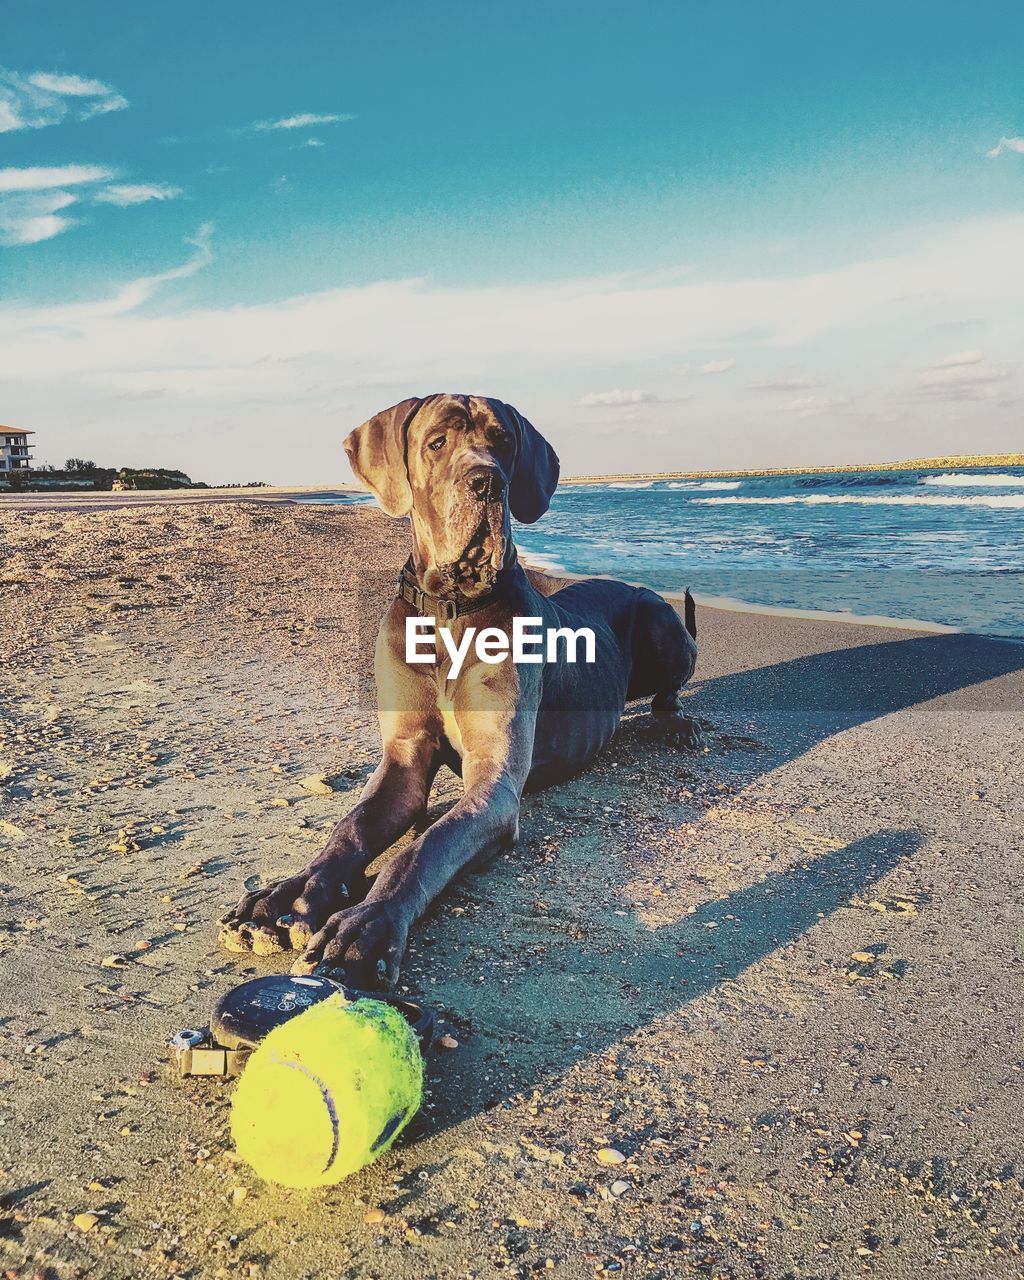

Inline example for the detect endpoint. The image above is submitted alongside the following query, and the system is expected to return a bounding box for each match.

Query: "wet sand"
[0,486,359,513]
[1,500,1023,1279]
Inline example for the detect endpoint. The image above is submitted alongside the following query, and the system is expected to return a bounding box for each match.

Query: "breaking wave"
[694,493,1024,509]
[920,472,1024,487]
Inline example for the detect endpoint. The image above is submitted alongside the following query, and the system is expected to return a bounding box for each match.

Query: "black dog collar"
[397,555,511,621]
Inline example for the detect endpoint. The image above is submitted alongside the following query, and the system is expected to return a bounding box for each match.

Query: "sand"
[0,487,360,514]
[1,498,1023,1279]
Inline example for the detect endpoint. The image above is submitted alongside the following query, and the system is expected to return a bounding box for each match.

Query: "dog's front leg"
[298,673,537,987]
[220,729,438,956]
[296,761,523,986]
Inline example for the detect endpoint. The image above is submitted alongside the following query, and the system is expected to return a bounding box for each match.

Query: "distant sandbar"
[559,452,1024,485]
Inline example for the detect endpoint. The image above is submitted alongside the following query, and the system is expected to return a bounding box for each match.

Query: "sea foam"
[920,473,1024,487]
[694,493,1024,509]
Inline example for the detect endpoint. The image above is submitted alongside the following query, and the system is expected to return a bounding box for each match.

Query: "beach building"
[0,426,34,474]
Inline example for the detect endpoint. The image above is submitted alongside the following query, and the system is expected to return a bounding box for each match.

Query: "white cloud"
[0,68,127,132]
[986,136,1024,159]
[298,137,325,149]
[94,182,182,206]
[914,361,1010,402]
[778,393,850,416]
[0,214,1021,480]
[699,358,735,374]
[1,167,183,246]
[579,388,657,407]
[0,168,112,245]
[252,112,354,132]
[95,223,215,315]
[0,191,77,245]
[932,349,984,368]
[749,374,819,391]
[0,164,114,192]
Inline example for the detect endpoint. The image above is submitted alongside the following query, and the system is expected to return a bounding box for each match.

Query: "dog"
[220,394,702,986]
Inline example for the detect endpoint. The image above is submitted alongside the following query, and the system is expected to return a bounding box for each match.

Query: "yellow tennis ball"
[230,992,423,1188]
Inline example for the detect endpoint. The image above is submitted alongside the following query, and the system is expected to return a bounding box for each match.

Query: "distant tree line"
[3,458,274,493]
[3,459,210,492]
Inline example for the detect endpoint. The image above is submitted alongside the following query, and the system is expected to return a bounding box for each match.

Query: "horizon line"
[558,452,1024,484]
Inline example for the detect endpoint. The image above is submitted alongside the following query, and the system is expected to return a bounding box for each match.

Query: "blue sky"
[1,1,1022,482]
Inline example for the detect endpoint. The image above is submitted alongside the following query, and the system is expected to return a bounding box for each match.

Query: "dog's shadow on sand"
[413,631,1023,1135]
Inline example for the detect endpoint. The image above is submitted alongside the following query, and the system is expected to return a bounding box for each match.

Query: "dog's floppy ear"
[343,397,424,517]
[494,401,560,524]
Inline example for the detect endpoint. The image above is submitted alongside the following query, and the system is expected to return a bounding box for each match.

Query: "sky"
[1,1,1022,484]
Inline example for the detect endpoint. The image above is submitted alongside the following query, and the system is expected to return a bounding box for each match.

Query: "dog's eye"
[428,436,447,453]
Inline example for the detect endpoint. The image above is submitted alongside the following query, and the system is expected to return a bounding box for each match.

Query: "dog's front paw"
[294,899,410,990]
[662,713,705,751]
[218,857,369,956]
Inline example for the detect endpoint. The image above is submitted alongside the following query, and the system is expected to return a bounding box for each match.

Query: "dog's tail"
[683,588,697,641]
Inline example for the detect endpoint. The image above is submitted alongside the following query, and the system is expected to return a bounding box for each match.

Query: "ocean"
[310,466,1024,639]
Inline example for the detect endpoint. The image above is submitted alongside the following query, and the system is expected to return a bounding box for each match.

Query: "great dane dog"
[220,394,702,986]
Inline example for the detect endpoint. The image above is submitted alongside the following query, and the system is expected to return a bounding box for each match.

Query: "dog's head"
[344,394,560,599]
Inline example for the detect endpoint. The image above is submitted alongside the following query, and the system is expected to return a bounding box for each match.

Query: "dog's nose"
[466,467,505,501]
